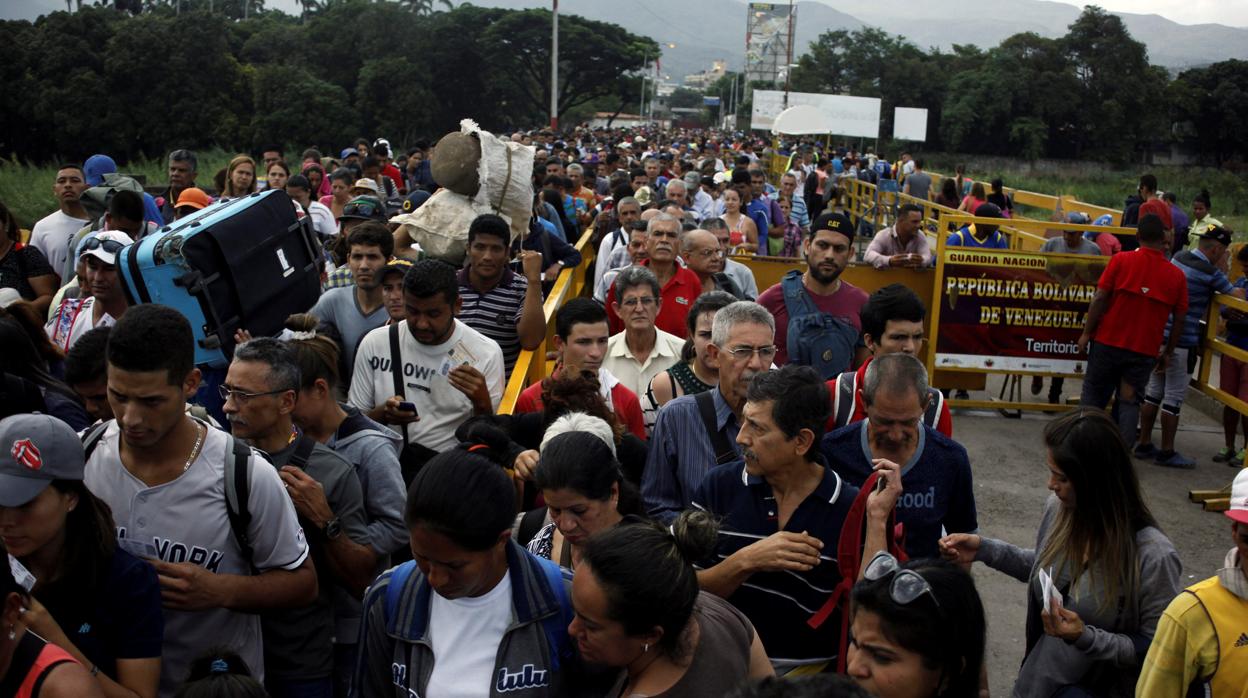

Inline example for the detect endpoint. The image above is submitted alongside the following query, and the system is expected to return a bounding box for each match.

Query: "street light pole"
[783,0,794,109]
[550,0,559,131]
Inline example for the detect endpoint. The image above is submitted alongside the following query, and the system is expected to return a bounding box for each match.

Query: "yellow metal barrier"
[1196,293,1248,417]
[497,226,597,415]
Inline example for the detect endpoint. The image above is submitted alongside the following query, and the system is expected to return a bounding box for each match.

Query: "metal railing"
[497,226,597,415]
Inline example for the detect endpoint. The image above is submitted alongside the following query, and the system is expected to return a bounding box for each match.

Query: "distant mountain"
[812,0,1248,70]
[456,0,862,81]
[460,0,1248,84]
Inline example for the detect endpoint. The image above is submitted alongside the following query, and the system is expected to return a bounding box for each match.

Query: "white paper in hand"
[1038,567,1053,614]
[8,554,35,593]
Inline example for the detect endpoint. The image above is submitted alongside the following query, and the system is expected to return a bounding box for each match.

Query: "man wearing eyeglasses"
[821,353,977,560]
[643,300,776,523]
[603,266,686,421]
[605,213,702,337]
[46,230,133,353]
[222,338,374,697]
[692,365,903,673]
[681,229,745,298]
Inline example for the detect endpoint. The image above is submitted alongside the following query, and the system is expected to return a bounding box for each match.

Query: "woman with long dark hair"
[848,554,986,698]
[571,513,773,696]
[0,413,163,698]
[940,410,1180,696]
[0,199,57,316]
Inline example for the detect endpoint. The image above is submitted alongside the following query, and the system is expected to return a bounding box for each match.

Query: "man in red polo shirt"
[1077,214,1188,445]
[825,283,952,436]
[515,297,647,439]
[605,213,701,337]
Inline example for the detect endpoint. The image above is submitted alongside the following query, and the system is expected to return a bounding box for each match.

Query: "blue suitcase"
[118,189,323,368]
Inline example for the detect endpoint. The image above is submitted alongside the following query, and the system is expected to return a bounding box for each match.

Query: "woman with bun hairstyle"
[571,512,773,696]
[847,554,986,698]
[352,446,581,698]
[527,429,642,570]
[1187,189,1221,247]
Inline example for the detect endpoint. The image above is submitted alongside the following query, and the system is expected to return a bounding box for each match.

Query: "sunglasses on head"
[863,552,941,608]
[82,238,127,255]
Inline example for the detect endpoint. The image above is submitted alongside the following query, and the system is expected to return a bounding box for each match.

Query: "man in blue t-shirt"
[693,365,902,673]
[820,353,977,559]
[1136,225,1245,468]
[947,202,1009,250]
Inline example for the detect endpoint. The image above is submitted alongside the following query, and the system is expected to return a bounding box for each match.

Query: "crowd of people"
[0,126,1245,698]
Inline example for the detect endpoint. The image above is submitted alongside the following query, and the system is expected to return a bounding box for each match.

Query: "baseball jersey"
[83,420,310,697]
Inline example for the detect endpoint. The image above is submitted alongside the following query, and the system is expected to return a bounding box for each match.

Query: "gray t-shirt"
[310,287,388,382]
[261,438,370,680]
[904,171,932,200]
[83,421,310,696]
[1040,237,1101,256]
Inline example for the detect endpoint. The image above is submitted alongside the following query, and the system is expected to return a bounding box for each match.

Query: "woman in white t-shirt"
[352,446,582,698]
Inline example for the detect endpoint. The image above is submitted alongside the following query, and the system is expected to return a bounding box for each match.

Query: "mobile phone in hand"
[398,401,418,416]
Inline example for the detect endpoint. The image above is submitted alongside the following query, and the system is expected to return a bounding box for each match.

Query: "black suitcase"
[119,190,324,368]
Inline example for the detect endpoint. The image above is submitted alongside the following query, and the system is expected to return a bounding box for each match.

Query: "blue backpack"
[781,270,859,380]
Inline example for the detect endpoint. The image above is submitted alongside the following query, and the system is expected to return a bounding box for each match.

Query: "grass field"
[1,149,236,232]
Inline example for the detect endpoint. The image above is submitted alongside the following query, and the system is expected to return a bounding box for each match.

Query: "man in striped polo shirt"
[457,214,546,378]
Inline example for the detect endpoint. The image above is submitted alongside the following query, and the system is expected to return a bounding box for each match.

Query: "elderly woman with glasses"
[848,554,986,698]
[940,410,1181,697]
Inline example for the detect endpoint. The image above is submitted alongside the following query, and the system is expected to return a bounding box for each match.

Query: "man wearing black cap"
[757,212,868,378]
[1077,214,1189,446]
[946,202,1009,249]
[1136,224,1245,468]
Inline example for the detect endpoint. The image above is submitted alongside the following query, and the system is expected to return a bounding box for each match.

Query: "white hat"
[1228,467,1248,524]
[351,178,381,195]
[80,230,135,266]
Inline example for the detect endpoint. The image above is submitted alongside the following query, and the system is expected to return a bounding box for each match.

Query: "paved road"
[952,390,1236,696]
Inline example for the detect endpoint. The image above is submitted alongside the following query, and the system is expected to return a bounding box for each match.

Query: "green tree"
[1168,60,1248,165]
[1060,6,1168,161]
[668,87,703,110]
[356,57,434,145]
[397,0,450,15]
[250,64,359,152]
[478,9,657,124]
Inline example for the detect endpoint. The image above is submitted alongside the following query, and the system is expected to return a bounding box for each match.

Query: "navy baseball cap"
[0,414,85,507]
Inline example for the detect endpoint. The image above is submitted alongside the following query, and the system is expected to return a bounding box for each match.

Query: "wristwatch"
[323,517,342,540]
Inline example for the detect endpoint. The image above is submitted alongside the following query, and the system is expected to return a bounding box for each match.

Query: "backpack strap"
[516,508,548,547]
[288,434,317,470]
[832,372,855,430]
[389,323,410,446]
[694,390,736,465]
[223,436,256,573]
[923,387,944,430]
[536,556,574,672]
[384,559,419,628]
[80,420,111,460]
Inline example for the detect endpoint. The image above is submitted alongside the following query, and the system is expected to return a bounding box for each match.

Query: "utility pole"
[783,0,794,109]
[550,0,559,131]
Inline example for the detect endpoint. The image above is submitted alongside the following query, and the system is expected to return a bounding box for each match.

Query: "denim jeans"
[1080,342,1156,444]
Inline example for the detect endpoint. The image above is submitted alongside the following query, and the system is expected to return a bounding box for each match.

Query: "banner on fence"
[933,248,1107,375]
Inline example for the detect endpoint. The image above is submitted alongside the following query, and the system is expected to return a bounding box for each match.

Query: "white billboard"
[893,107,929,142]
[751,90,881,139]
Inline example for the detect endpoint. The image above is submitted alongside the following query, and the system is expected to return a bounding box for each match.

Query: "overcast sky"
[5,0,1246,27]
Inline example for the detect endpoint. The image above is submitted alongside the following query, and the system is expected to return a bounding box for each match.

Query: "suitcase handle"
[174,270,225,352]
